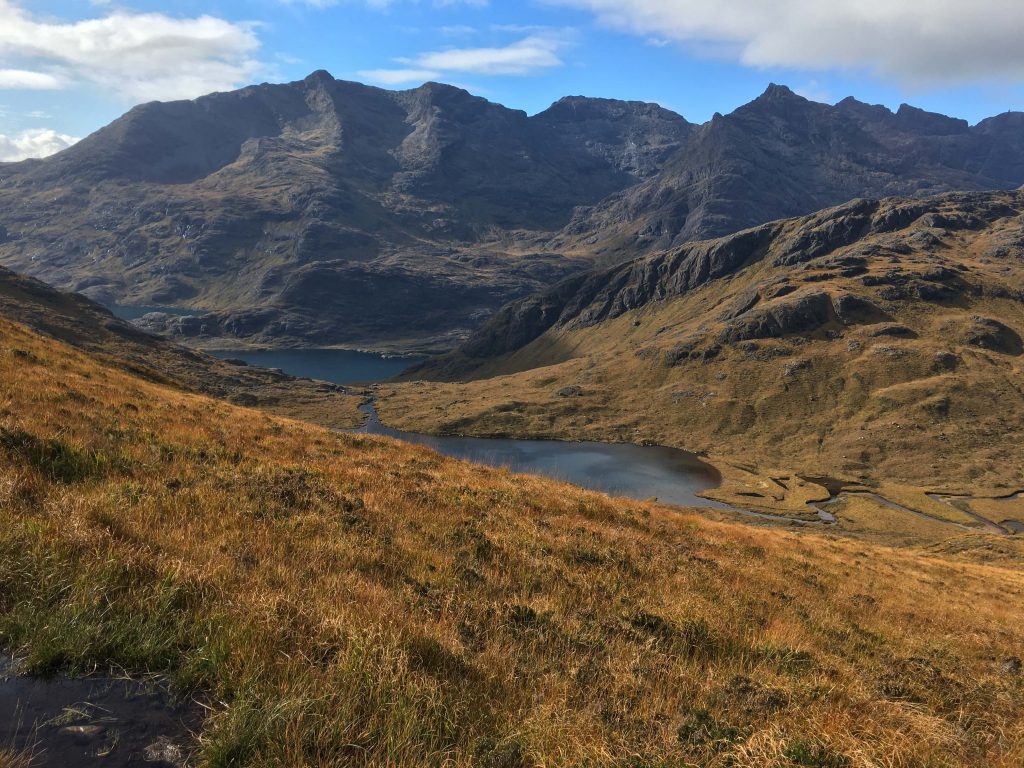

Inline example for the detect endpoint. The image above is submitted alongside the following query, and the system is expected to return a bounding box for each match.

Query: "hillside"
[382,190,1024,503]
[0,265,362,429]
[1,76,1023,350]
[2,290,1024,767]
[0,73,692,352]
[550,86,1024,263]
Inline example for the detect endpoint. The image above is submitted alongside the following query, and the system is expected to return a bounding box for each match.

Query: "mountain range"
[1,72,1023,350]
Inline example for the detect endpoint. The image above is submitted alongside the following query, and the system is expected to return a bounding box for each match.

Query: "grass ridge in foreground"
[1,314,1024,767]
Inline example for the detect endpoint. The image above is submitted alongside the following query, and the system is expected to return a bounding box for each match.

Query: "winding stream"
[195,348,1019,535]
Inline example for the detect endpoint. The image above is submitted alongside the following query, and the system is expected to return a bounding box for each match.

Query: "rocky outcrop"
[550,86,1024,263]
[718,292,835,343]
[429,190,1024,366]
[960,317,1023,355]
[3,76,1024,350]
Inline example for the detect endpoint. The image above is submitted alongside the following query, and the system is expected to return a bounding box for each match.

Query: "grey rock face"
[444,190,1024,362]
[552,86,1024,263]
[3,75,1024,349]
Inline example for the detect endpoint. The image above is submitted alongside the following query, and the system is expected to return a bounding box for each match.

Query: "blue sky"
[2,0,1023,161]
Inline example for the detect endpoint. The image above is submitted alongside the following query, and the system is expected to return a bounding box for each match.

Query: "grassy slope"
[2,314,1024,766]
[379,193,1024,511]
[0,266,363,430]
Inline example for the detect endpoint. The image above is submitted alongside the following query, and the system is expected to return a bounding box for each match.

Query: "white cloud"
[362,32,568,84]
[413,35,563,75]
[552,0,1024,84]
[0,1,262,102]
[357,68,441,85]
[0,128,79,162]
[794,80,832,105]
[0,68,62,90]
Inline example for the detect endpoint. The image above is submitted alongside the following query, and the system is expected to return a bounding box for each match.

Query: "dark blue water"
[200,346,727,508]
[358,402,729,508]
[208,348,425,386]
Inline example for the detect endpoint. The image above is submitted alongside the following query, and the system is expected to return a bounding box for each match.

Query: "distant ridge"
[1,74,1022,350]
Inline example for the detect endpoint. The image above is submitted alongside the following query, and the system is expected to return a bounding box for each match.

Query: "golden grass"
[2,314,1024,766]
[380,207,1024,511]
[0,749,34,768]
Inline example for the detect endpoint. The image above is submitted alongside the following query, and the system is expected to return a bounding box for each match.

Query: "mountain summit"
[1,73,1022,350]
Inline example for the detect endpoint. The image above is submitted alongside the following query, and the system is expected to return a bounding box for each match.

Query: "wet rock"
[144,737,187,767]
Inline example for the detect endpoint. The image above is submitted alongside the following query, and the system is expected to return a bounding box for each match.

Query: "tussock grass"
[1,314,1024,766]
[0,748,36,768]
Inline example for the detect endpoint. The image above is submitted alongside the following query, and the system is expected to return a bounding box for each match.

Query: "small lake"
[359,402,729,509]
[208,348,425,386]
[199,347,728,508]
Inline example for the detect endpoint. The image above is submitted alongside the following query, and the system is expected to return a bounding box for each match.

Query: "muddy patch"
[0,657,200,767]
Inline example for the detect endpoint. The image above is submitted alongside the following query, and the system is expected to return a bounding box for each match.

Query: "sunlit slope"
[1,303,1024,765]
[0,265,362,429]
[384,191,1024,494]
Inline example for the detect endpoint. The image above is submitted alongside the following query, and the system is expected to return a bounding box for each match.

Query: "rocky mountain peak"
[3,77,1024,350]
[304,69,336,84]
[834,96,893,122]
[736,83,819,121]
[538,95,688,124]
[895,103,970,135]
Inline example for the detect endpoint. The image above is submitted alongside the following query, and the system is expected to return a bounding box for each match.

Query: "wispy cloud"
[360,31,570,85]
[357,67,442,85]
[551,0,1024,85]
[0,0,262,102]
[0,69,63,90]
[0,127,79,162]
[413,36,563,75]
